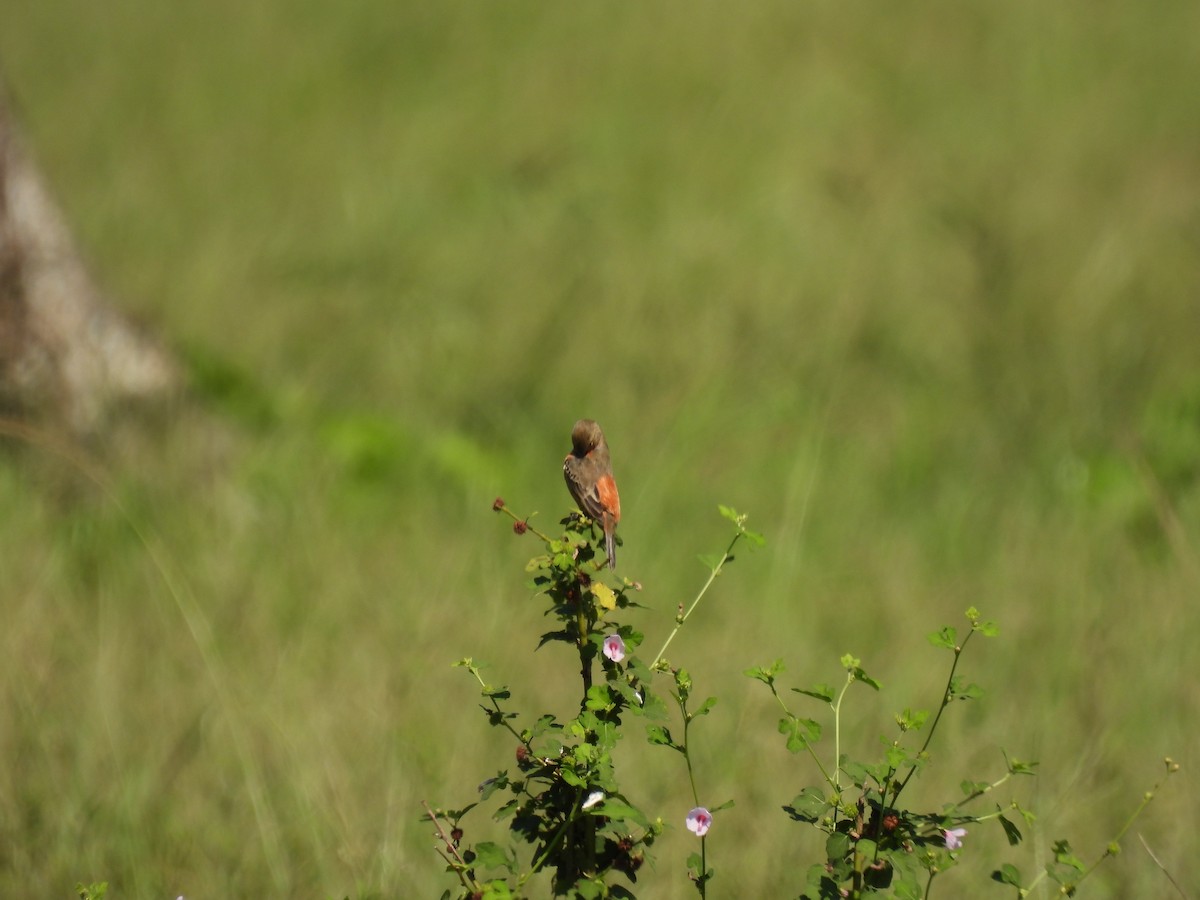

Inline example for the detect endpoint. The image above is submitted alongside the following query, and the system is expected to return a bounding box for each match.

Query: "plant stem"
[944,772,1013,813]
[652,531,743,668]
[495,503,555,543]
[833,674,853,792]
[519,786,593,887]
[1023,761,1179,896]
[892,630,974,804]
[422,801,481,893]
[767,684,835,789]
[577,601,593,695]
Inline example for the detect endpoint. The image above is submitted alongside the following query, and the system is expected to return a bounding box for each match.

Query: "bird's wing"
[564,457,607,522]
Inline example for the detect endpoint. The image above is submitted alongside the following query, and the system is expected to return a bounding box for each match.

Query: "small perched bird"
[563,418,621,569]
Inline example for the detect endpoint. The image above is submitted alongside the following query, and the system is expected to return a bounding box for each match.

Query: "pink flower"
[944,827,967,850]
[686,807,712,837]
[602,634,626,663]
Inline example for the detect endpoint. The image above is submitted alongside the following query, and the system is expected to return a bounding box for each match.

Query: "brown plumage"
[563,418,621,569]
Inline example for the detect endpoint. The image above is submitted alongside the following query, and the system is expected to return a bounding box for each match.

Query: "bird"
[563,419,621,569]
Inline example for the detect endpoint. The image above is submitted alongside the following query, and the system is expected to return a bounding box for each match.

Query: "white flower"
[686,806,712,837]
[944,827,967,850]
[582,791,605,811]
[602,634,626,663]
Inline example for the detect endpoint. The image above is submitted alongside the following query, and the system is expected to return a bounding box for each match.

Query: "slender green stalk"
[833,674,854,792]
[766,683,835,789]
[891,630,974,804]
[652,530,744,668]
[683,713,700,805]
[1022,760,1180,896]
[521,787,585,884]
[943,771,1014,814]
[685,707,708,899]
[1075,764,1176,885]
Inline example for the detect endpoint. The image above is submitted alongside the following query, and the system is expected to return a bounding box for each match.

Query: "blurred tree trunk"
[0,86,177,433]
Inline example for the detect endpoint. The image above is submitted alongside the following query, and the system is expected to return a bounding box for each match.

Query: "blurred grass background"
[2,1,1198,896]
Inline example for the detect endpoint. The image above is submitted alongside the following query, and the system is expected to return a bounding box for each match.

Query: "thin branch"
[1138,832,1190,900]
[651,530,743,668]
[421,800,478,892]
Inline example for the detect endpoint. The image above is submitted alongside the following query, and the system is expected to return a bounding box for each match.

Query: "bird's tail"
[605,526,617,570]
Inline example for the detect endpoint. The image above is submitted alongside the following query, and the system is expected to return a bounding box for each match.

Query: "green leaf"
[478,773,508,800]
[559,768,586,788]
[960,779,989,797]
[610,679,644,710]
[784,787,828,823]
[431,802,478,821]
[884,744,910,769]
[842,759,871,788]
[645,724,678,750]
[479,880,514,900]
[471,841,515,872]
[793,683,835,703]
[639,691,670,721]
[492,798,518,822]
[693,696,718,718]
[977,620,999,636]
[825,830,851,862]
[1003,750,1039,776]
[590,800,648,827]
[896,707,929,731]
[888,849,923,898]
[956,682,984,701]
[928,626,957,649]
[745,660,785,685]
[850,666,881,691]
[743,528,766,546]
[998,813,1023,846]
[1051,839,1085,871]
[991,864,1022,887]
[779,715,822,752]
[585,684,613,711]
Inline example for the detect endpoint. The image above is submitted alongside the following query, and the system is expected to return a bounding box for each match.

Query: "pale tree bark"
[0,87,178,433]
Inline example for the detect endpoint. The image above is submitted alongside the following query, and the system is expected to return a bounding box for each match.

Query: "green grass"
[2,2,1199,896]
